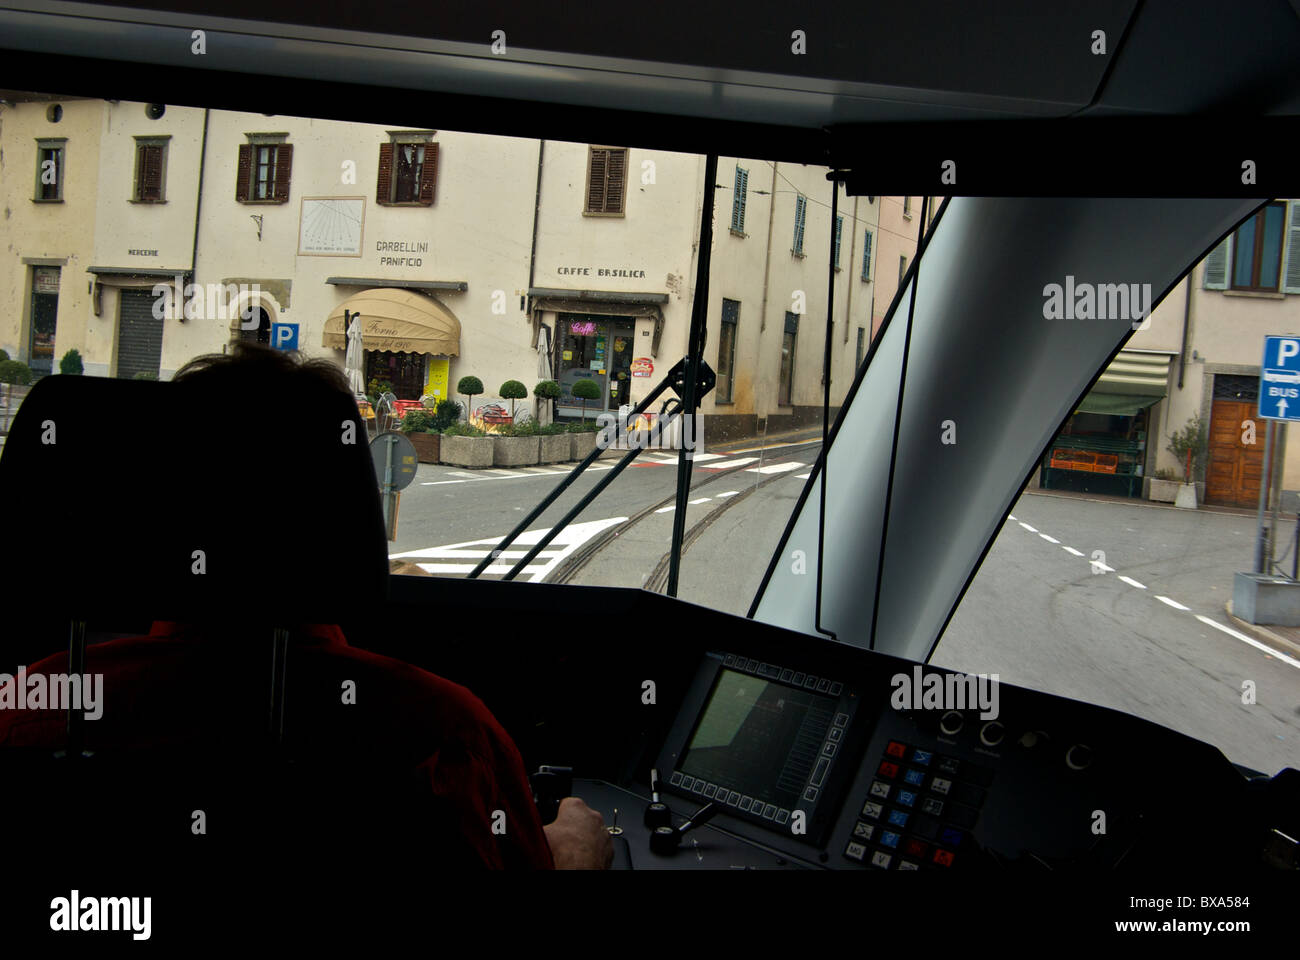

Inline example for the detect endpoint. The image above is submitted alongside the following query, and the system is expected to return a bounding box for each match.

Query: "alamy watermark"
[889,665,999,720]
[596,411,699,458]
[1043,276,1153,330]
[50,891,151,940]
[0,667,103,719]
[151,275,262,324]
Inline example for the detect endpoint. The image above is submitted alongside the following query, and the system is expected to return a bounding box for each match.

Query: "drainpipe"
[756,161,778,429]
[527,140,543,324]
[187,108,209,357]
[1177,273,1191,389]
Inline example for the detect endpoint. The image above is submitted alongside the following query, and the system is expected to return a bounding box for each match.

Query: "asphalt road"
[389,445,1299,777]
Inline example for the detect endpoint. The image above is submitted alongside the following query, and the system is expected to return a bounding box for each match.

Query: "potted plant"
[572,378,601,425]
[1147,467,1180,503]
[440,421,494,468]
[1166,413,1207,509]
[399,409,440,464]
[537,422,571,464]
[59,349,84,375]
[457,376,483,423]
[534,379,561,424]
[366,377,393,406]
[499,380,527,420]
[0,358,33,432]
[492,418,540,466]
[568,419,601,460]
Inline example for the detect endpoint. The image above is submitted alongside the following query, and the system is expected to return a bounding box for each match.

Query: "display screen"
[679,668,837,810]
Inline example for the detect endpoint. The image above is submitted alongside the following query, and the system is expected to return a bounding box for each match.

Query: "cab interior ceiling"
[2,2,1300,854]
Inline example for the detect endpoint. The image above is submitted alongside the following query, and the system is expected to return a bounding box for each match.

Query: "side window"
[778,311,798,405]
[792,195,807,256]
[862,230,873,281]
[585,146,627,215]
[133,138,168,202]
[376,137,439,206]
[717,299,739,402]
[731,165,748,233]
[236,140,293,203]
[35,139,65,201]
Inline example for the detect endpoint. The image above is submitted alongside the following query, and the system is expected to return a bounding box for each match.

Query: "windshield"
[1,91,1294,777]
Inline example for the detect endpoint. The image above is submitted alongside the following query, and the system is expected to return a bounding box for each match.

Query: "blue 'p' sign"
[1259,335,1300,421]
[271,322,299,351]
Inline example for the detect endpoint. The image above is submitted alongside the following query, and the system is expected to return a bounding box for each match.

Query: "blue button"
[903,768,925,786]
[887,809,909,828]
[912,749,933,766]
[940,827,964,847]
[896,790,918,808]
[880,830,901,849]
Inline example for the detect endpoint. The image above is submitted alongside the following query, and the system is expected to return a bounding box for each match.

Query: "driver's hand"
[543,796,615,869]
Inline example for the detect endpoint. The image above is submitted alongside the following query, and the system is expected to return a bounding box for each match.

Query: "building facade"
[0,94,929,443]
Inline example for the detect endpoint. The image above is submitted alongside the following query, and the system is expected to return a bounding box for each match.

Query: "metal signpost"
[370,430,418,540]
[1255,336,1300,574]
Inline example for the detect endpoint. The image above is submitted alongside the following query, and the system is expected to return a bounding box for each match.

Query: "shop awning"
[1075,349,1174,416]
[322,288,460,356]
[529,293,667,357]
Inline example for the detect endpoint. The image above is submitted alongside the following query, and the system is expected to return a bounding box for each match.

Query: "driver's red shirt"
[0,621,554,870]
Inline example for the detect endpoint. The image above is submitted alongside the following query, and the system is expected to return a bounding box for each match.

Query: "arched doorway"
[239,307,272,345]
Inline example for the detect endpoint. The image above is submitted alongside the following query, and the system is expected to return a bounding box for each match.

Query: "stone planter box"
[407,431,440,464]
[1148,478,1179,503]
[440,435,494,468]
[539,433,570,464]
[1174,482,1199,509]
[1233,571,1300,626]
[493,435,540,467]
[570,431,598,461]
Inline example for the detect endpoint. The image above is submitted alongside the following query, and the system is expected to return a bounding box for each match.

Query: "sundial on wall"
[298,197,366,256]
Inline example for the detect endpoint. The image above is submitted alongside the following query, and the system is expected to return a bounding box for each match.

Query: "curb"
[1224,601,1300,659]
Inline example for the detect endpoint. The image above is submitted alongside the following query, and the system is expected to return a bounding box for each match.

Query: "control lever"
[644,768,671,830]
[650,801,719,855]
[529,765,573,823]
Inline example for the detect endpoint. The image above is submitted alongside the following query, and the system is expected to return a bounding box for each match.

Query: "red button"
[903,838,929,858]
[886,741,908,759]
[877,761,900,779]
[932,848,955,868]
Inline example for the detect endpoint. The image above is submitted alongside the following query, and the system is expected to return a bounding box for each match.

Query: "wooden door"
[1205,399,1265,508]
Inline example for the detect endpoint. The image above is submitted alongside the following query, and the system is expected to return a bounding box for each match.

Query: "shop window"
[1230,201,1286,292]
[585,146,627,216]
[376,136,439,206]
[717,299,739,403]
[237,140,293,203]
[133,138,168,202]
[778,312,798,406]
[365,351,427,400]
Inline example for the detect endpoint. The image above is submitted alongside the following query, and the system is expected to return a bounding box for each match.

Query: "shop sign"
[425,356,449,399]
[631,357,653,378]
[569,320,598,336]
[34,268,60,294]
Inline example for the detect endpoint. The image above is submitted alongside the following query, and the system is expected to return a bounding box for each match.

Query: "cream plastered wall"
[0,98,102,371]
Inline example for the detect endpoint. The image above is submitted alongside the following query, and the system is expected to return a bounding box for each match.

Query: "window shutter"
[604,149,626,214]
[732,166,748,232]
[793,196,806,253]
[1203,235,1231,290]
[587,149,607,212]
[1283,200,1300,294]
[862,230,873,279]
[419,142,438,205]
[235,144,251,202]
[140,145,163,200]
[834,215,843,266]
[273,144,292,203]
[376,142,394,205]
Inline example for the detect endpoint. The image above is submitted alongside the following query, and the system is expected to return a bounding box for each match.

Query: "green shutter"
[1283,200,1300,295]
[732,166,748,232]
[834,215,843,267]
[1203,235,1231,290]
[862,230,873,279]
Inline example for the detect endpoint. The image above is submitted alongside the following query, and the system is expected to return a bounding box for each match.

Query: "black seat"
[0,370,483,874]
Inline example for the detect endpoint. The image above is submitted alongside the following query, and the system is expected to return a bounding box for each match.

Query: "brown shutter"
[604,148,626,214]
[274,143,292,203]
[376,142,393,205]
[140,145,163,201]
[587,149,607,212]
[235,143,251,202]
[419,142,438,205]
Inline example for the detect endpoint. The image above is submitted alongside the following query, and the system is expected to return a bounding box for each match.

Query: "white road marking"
[390,516,627,583]
[1155,595,1189,610]
[1062,546,1084,556]
[1008,514,1016,521]
[688,497,711,504]
[795,473,811,480]
[445,471,481,479]
[654,505,675,514]
[691,453,724,462]
[746,462,806,475]
[1118,576,1146,589]
[486,468,521,476]
[1038,533,1059,544]
[421,479,470,486]
[698,457,759,470]
[1091,561,1115,572]
[717,491,739,498]
[1019,522,1038,533]
[1196,615,1300,670]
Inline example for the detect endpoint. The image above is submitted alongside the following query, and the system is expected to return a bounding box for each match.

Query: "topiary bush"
[499,379,527,419]
[59,349,84,375]
[428,398,462,432]
[442,421,485,437]
[572,378,601,425]
[399,410,434,434]
[0,359,33,386]
[0,349,11,363]
[457,376,483,420]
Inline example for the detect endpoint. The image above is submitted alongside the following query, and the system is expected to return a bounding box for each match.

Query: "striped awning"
[1091,349,1174,396]
[322,288,460,356]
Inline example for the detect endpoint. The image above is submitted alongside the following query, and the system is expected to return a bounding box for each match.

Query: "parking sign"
[1259,336,1300,421]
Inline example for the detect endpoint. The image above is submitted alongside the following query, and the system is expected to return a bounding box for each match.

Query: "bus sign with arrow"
[1258,336,1300,421]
